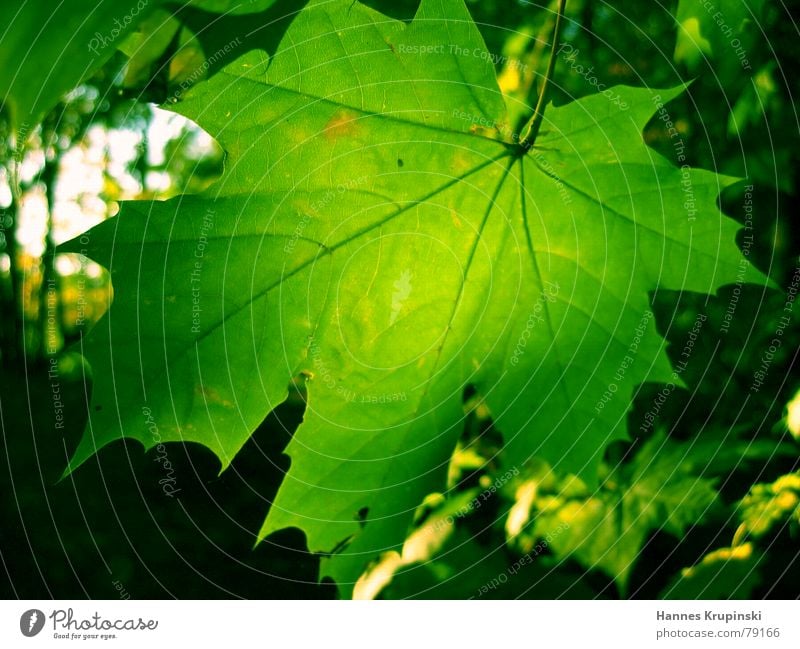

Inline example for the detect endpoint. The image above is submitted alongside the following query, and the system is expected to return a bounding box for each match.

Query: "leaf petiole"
[519,0,567,151]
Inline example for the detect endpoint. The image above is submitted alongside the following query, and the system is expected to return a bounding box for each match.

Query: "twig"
[519,0,567,150]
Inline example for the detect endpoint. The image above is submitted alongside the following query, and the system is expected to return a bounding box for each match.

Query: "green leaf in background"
[662,470,800,598]
[376,526,596,600]
[738,471,800,538]
[0,0,157,133]
[186,0,277,13]
[63,0,764,595]
[672,1,792,191]
[663,542,764,598]
[505,434,719,592]
[673,0,763,74]
[0,0,279,135]
[118,8,182,88]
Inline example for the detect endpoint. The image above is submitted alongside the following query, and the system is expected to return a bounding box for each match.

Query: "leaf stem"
[519,0,567,150]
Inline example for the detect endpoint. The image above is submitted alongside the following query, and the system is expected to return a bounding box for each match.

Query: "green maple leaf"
[63,0,765,595]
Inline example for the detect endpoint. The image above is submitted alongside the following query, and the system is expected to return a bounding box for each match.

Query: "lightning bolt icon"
[28,612,38,632]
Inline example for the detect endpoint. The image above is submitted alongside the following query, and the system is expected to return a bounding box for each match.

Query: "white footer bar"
[1,600,798,648]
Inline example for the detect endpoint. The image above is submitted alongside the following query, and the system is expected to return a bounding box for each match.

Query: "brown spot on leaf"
[323,110,360,142]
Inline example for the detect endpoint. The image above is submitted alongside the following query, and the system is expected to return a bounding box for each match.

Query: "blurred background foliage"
[0,0,797,598]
